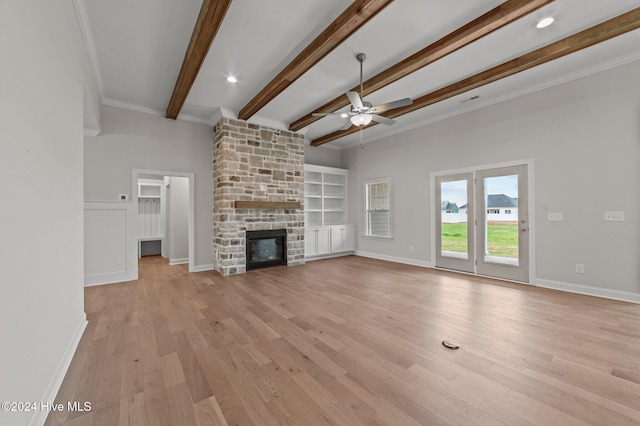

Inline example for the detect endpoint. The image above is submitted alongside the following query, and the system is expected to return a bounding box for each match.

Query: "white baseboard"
[28,313,88,426]
[354,252,639,304]
[84,271,134,287]
[305,252,355,262]
[535,278,640,304]
[169,258,189,266]
[355,250,433,268]
[193,263,215,272]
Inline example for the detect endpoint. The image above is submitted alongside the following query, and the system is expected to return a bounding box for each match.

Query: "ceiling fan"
[313,53,413,137]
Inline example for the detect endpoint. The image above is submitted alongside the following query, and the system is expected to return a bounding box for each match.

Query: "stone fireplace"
[213,118,305,276]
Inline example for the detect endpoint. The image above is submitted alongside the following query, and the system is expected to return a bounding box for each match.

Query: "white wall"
[84,105,214,269]
[304,143,342,168]
[0,1,87,425]
[343,59,640,301]
[168,177,189,263]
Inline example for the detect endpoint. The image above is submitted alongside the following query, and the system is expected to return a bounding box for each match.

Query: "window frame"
[364,178,392,239]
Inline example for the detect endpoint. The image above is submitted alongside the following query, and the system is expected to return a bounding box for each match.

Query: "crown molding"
[84,128,101,137]
[72,0,104,102]
[102,98,213,126]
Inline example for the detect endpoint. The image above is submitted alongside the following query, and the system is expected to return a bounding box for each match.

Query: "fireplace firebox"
[246,229,287,271]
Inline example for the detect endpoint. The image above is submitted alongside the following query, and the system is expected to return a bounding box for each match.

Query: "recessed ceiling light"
[340,113,349,118]
[536,17,554,29]
[226,75,238,83]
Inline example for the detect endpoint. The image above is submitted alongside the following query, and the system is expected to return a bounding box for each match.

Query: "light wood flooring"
[46,255,640,425]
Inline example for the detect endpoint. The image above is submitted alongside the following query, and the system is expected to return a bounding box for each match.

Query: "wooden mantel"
[234,201,301,209]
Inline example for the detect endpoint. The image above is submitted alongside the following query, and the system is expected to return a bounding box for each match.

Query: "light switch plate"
[118,194,129,201]
[547,212,563,221]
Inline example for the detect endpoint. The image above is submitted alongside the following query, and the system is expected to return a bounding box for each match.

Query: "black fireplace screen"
[246,229,286,270]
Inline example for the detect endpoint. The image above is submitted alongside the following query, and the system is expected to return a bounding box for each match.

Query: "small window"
[365,180,391,238]
[505,209,511,214]
[487,209,500,214]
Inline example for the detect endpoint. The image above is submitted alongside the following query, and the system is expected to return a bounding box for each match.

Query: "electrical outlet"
[547,212,563,221]
[575,264,584,274]
[604,211,625,222]
[118,194,129,201]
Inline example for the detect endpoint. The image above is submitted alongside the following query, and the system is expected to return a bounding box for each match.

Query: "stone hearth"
[213,118,305,275]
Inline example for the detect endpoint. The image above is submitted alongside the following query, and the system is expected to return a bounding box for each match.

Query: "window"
[365,180,391,237]
[505,209,511,214]
[487,209,500,214]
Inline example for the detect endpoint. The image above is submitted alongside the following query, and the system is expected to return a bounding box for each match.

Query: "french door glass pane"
[483,175,519,265]
[440,180,468,259]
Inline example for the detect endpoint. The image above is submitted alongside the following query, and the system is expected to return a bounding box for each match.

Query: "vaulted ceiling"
[78,0,640,148]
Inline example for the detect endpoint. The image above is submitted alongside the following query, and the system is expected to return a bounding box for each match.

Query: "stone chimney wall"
[213,118,305,275]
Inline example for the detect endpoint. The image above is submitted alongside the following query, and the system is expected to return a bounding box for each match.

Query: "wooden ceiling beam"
[237,0,395,121]
[291,0,553,132]
[310,7,640,147]
[166,0,233,120]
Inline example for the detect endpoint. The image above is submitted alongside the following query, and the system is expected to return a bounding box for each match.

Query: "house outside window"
[365,179,391,238]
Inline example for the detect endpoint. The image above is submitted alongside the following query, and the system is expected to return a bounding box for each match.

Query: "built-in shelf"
[304,164,348,227]
[234,201,301,209]
[138,181,162,198]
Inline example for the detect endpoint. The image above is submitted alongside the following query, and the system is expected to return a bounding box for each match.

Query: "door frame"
[430,159,536,284]
[132,169,195,279]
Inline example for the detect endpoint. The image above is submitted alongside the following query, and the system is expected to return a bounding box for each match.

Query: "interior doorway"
[433,161,533,283]
[132,169,195,279]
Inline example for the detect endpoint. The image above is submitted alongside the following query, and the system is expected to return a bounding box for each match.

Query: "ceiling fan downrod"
[356,52,366,99]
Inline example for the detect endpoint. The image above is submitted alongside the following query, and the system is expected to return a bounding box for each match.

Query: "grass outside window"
[442,222,518,258]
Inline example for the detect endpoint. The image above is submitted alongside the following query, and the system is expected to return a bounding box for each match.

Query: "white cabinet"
[305,227,331,257]
[330,225,355,253]
[306,225,355,259]
[304,165,355,260]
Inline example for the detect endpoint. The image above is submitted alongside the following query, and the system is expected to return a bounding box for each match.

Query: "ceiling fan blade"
[312,112,344,117]
[339,119,353,130]
[369,97,412,114]
[346,91,364,109]
[371,114,396,126]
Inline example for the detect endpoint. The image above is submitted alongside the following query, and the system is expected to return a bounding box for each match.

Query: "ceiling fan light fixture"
[536,17,554,29]
[351,113,373,127]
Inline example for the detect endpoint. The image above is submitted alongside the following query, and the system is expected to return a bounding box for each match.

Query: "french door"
[435,165,529,282]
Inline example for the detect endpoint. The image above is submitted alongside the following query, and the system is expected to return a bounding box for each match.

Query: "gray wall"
[343,59,640,299]
[0,2,86,424]
[84,105,214,269]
